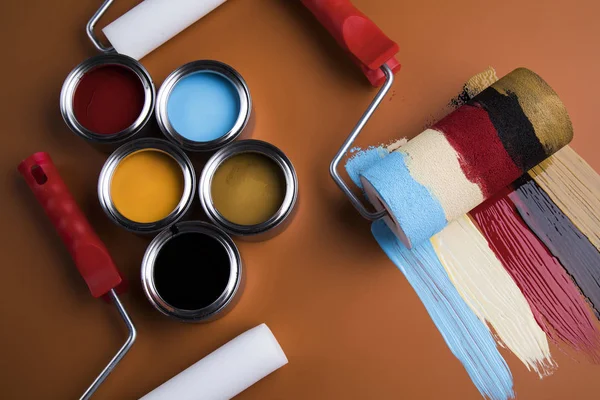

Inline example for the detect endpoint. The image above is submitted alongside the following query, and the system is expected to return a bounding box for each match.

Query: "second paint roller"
[98,0,230,60]
[140,324,288,400]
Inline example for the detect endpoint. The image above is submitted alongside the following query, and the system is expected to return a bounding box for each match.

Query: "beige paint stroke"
[465,67,498,98]
[530,146,600,251]
[397,129,484,222]
[432,216,555,376]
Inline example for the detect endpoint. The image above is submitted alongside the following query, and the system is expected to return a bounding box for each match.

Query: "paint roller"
[88,0,230,60]
[308,5,573,248]
[140,324,288,400]
[18,152,136,400]
[354,68,572,248]
[19,155,288,400]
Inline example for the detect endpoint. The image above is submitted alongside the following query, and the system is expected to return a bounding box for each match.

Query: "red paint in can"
[73,65,145,135]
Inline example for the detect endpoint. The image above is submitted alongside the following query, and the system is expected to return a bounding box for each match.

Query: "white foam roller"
[103,0,229,60]
[140,324,288,400]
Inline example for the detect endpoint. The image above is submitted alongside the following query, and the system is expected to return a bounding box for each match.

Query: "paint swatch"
[348,149,514,399]
[509,177,600,318]
[530,146,600,252]
[372,220,514,400]
[471,193,600,361]
[449,67,498,108]
[432,216,554,376]
[360,68,573,248]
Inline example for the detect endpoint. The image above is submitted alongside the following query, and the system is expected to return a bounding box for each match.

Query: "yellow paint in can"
[110,149,184,223]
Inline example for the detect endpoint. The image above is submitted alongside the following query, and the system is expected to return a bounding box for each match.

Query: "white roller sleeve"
[103,0,229,60]
[140,324,288,400]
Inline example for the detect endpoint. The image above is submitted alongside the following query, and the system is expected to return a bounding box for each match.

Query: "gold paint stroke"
[493,68,573,154]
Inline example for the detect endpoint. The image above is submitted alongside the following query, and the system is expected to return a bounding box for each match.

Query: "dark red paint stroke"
[433,105,522,197]
[73,65,145,135]
[509,177,600,319]
[470,189,600,361]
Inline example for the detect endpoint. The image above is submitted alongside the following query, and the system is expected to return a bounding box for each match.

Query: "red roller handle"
[18,152,123,298]
[300,0,401,86]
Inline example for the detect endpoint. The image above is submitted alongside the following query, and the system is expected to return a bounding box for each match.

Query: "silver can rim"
[141,221,243,322]
[155,60,252,152]
[199,139,298,237]
[98,138,196,234]
[60,53,156,144]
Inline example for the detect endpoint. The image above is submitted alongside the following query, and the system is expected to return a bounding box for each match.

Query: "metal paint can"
[141,221,243,322]
[60,1,156,147]
[60,54,156,147]
[199,140,298,240]
[155,60,253,152]
[98,138,196,234]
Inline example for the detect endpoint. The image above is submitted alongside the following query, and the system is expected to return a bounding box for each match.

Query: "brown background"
[1,0,599,398]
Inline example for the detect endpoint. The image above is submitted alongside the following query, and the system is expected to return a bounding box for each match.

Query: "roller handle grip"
[300,0,400,78]
[18,152,123,298]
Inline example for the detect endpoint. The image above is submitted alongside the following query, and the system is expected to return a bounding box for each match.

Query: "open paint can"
[156,60,253,152]
[98,138,196,234]
[60,3,156,146]
[141,221,243,322]
[199,140,298,240]
[61,55,155,145]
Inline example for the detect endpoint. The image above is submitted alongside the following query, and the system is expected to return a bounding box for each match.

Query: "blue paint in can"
[167,71,240,142]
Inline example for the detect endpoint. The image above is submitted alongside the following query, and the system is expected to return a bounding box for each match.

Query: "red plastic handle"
[300,0,401,86]
[18,152,123,298]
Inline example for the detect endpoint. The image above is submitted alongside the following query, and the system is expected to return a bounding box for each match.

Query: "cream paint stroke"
[433,67,553,376]
[400,128,484,222]
[431,217,555,376]
[530,146,600,252]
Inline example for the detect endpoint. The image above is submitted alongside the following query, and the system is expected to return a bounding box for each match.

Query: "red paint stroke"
[471,189,600,361]
[433,105,522,197]
[73,64,145,135]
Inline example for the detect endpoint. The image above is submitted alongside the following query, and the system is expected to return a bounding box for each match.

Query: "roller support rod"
[86,0,116,53]
[80,289,137,400]
[330,64,394,221]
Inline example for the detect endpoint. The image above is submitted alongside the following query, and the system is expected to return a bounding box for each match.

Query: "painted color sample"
[433,105,522,197]
[401,128,484,221]
[360,68,573,247]
[73,65,145,134]
[472,85,546,171]
[348,149,514,400]
[361,151,447,247]
[154,232,231,310]
[167,71,240,142]
[111,149,184,223]
[530,146,600,251]
[471,192,600,361]
[491,68,573,153]
[432,216,554,376]
[465,66,498,98]
[211,153,285,226]
[510,177,600,318]
[372,221,514,400]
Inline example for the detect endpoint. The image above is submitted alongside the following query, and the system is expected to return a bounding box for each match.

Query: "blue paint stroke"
[372,220,514,400]
[361,151,447,246]
[346,146,388,187]
[346,148,514,399]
